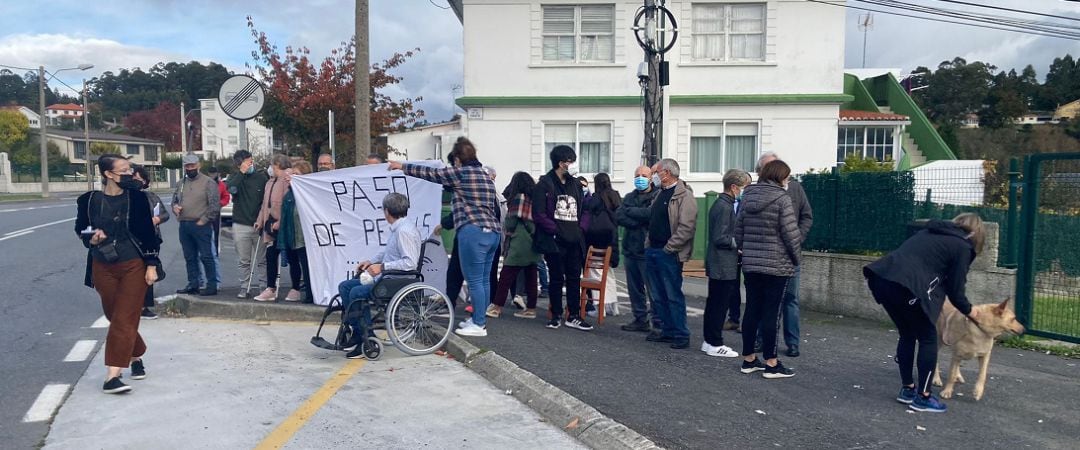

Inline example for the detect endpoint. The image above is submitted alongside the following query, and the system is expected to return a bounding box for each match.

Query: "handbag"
[103,191,166,282]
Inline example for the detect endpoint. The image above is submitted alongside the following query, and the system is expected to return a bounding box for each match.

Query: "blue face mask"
[633,176,649,191]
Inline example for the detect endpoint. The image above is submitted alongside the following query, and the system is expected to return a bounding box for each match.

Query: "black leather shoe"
[199,287,218,296]
[176,286,199,294]
[670,340,690,350]
[646,332,674,343]
[621,321,651,332]
[786,348,800,358]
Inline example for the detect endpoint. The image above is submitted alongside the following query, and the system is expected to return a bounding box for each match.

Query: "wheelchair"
[310,238,454,360]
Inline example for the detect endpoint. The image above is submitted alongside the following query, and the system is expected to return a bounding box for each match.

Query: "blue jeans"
[179,221,218,289]
[338,279,374,335]
[645,248,690,341]
[537,258,550,292]
[782,266,801,350]
[624,256,662,329]
[199,228,224,287]
[457,224,501,327]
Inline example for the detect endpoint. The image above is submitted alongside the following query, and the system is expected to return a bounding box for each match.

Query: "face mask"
[566,162,579,177]
[267,166,276,178]
[651,173,662,188]
[583,188,591,196]
[633,176,649,191]
[117,174,143,191]
[185,169,199,179]
[736,189,745,202]
[245,164,256,175]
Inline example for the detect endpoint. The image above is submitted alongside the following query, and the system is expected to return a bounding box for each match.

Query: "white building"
[449,0,848,194]
[384,118,465,162]
[198,98,274,160]
[0,105,41,129]
[45,103,84,125]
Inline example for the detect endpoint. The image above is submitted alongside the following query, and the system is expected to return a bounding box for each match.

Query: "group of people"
[79,138,987,414]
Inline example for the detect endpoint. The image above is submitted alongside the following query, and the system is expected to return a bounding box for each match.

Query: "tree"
[912,57,995,127]
[247,16,424,166]
[88,61,232,123]
[980,71,1028,129]
[9,138,70,176]
[0,110,29,148]
[123,101,192,152]
[90,142,119,156]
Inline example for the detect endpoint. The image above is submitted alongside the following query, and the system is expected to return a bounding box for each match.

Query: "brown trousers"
[92,258,148,368]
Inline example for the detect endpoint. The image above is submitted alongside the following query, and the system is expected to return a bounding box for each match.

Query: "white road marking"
[0,204,70,213]
[62,340,98,362]
[0,230,33,241]
[23,384,71,423]
[153,294,176,304]
[4,217,76,236]
[91,315,110,328]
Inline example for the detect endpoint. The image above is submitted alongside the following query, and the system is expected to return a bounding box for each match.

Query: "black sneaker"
[763,361,795,379]
[565,316,594,331]
[345,345,366,359]
[786,348,800,358]
[670,340,690,350]
[176,286,199,294]
[741,358,767,374]
[103,377,132,394]
[620,321,651,332]
[545,318,561,329]
[130,359,146,380]
[538,290,549,299]
[646,332,674,343]
[141,308,158,320]
[199,286,218,296]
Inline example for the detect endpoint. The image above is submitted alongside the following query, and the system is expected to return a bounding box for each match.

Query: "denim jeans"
[338,278,374,336]
[537,258,550,292]
[624,256,662,329]
[199,227,224,288]
[782,266,801,350]
[645,248,690,341]
[457,224,501,327]
[179,221,218,289]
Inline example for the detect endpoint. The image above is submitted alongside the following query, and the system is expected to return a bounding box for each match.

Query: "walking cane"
[246,240,260,293]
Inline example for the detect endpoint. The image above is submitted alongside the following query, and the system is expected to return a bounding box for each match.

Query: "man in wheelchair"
[336,193,422,359]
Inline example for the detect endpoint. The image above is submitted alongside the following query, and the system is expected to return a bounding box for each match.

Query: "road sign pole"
[239,120,247,152]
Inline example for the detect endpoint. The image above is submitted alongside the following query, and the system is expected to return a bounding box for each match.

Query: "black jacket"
[76,190,161,287]
[735,181,802,277]
[582,194,620,268]
[787,180,814,240]
[532,169,584,255]
[705,193,739,281]
[863,220,975,321]
[616,187,659,259]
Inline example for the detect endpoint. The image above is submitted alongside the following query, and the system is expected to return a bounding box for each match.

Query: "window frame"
[126,144,140,156]
[836,125,898,164]
[542,121,614,175]
[203,101,215,111]
[541,4,616,64]
[228,135,238,146]
[227,119,237,128]
[690,2,767,63]
[688,120,762,174]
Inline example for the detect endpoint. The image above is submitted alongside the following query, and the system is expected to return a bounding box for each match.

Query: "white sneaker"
[458,318,474,329]
[455,322,487,337]
[253,288,277,302]
[700,342,713,353]
[707,345,740,358]
[512,295,527,310]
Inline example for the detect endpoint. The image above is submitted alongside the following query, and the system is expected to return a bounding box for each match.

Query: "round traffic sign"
[217,75,265,121]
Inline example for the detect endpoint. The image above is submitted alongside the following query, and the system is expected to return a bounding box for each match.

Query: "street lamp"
[38,63,93,198]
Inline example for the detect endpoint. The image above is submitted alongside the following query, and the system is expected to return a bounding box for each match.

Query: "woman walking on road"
[75,154,160,394]
[278,160,314,303]
[488,171,541,319]
[735,160,802,379]
[132,165,169,319]
[864,213,984,413]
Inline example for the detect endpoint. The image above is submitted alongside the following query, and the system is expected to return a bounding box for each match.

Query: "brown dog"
[932,298,1026,400]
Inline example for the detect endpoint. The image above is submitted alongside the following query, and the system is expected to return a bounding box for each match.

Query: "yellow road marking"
[254,358,366,449]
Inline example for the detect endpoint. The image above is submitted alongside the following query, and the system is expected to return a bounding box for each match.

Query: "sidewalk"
[456,274,1080,449]
[44,318,583,449]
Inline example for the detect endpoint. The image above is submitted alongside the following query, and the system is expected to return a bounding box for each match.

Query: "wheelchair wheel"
[363,337,383,361]
[386,283,454,356]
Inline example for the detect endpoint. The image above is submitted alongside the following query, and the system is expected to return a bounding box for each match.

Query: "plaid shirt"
[402,163,502,232]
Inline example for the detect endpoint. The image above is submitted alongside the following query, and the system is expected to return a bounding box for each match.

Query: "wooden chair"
[579,246,613,325]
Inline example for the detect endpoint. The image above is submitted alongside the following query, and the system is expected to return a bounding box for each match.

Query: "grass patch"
[0,193,46,202]
[1000,335,1080,359]
[1030,294,1080,339]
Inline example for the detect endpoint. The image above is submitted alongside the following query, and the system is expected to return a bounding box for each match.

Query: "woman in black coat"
[75,154,160,394]
[863,213,984,413]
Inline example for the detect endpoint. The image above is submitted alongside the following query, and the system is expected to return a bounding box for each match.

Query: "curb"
[166,294,324,322]
[442,332,662,450]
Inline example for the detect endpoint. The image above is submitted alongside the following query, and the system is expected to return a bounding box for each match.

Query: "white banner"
[290,163,446,305]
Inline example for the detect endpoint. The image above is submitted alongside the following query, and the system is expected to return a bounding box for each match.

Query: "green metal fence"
[1016,153,1080,343]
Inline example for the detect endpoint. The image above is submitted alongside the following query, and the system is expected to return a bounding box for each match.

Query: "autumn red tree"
[247,16,423,166]
[123,101,200,153]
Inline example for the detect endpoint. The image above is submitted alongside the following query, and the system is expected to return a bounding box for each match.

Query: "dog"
[932,297,1026,400]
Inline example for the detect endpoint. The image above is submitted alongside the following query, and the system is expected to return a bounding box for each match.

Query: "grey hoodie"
[735,181,802,277]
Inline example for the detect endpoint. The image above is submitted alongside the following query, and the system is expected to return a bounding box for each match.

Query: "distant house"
[45,103,85,125]
[1053,99,1080,121]
[383,118,465,162]
[0,105,41,129]
[961,113,980,129]
[1013,111,1056,125]
[45,129,164,177]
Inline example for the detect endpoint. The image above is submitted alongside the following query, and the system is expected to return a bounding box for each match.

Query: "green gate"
[1016,152,1080,343]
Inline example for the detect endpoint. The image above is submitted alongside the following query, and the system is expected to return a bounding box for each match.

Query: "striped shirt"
[402,163,502,232]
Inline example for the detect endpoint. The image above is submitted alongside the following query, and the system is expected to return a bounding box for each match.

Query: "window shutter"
[578,124,611,142]
[543,6,576,34]
[545,124,576,143]
[580,5,614,33]
[691,123,724,137]
[726,123,758,136]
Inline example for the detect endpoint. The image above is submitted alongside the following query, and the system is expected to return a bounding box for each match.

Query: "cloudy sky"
[0,0,1078,121]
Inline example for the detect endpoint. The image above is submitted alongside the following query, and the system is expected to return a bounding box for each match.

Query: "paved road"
[457,275,1080,449]
[0,195,193,449]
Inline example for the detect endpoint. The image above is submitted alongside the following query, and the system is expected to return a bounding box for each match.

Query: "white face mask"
[651,173,662,188]
[267,166,276,178]
[566,162,579,177]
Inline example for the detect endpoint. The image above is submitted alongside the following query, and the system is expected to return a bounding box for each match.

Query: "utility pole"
[38,66,49,198]
[355,0,371,165]
[328,110,336,164]
[83,78,92,191]
[859,13,873,69]
[644,0,661,166]
[633,1,677,167]
[180,102,187,155]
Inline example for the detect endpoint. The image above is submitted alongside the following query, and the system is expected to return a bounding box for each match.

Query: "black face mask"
[185,169,199,179]
[117,174,143,191]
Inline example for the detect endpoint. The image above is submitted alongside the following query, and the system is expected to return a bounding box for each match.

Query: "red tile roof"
[839,109,908,122]
[46,103,84,111]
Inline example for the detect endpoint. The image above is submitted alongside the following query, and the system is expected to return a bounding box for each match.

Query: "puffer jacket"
[735,181,802,277]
